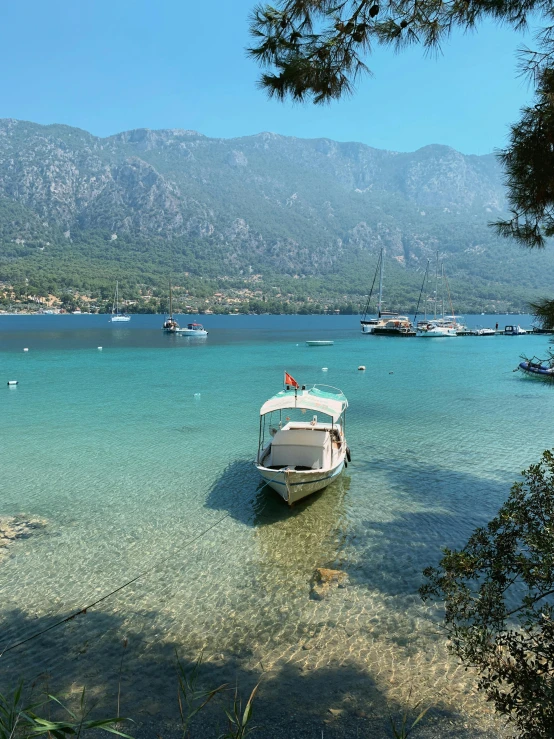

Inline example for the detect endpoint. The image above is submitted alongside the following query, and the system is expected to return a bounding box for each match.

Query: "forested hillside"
[0,118,552,312]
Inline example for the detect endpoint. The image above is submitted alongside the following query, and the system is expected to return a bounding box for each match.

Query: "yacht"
[416,320,457,337]
[360,248,415,335]
[415,259,459,337]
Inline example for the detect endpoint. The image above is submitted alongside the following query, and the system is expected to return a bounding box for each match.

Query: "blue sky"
[0,0,536,154]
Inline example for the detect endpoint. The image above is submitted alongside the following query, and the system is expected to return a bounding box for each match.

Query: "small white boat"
[110,281,131,323]
[471,327,496,336]
[176,322,208,336]
[306,340,333,346]
[255,377,349,505]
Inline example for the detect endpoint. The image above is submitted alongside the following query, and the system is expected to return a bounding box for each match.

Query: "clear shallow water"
[0,315,550,735]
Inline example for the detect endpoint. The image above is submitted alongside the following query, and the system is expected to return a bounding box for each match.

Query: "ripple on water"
[1,326,547,736]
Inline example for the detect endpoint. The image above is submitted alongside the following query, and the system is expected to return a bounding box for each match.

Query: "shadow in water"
[0,607,505,738]
[338,457,514,602]
[205,458,352,530]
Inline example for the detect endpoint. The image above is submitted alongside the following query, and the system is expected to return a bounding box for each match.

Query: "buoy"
[322,367,328,372]
[358,365,366,371]
[389,371,394,374]
[7,380,18,386]
[98,346,103,351]
[23,348,29,352]
[194,392,201,398]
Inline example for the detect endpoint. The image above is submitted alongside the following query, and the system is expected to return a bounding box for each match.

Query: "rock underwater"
[0,515,47,563]
[310,567,349,600]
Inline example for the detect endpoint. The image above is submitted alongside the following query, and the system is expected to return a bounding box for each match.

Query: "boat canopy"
[259,386,347,422]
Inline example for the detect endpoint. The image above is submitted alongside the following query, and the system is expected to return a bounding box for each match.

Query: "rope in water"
[1,473,276,657]
[0,512,230,656]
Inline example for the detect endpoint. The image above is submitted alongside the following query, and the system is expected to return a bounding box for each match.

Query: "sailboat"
[360,248,415,336]
[416,256,463,337]
[110,281,131,323]
[162,282,179,332]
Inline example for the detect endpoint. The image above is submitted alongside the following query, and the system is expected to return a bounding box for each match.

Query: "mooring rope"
[1,474,276,657]
[0,512,230,656]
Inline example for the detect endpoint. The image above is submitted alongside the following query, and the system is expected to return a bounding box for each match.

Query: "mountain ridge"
[0,118,550,313]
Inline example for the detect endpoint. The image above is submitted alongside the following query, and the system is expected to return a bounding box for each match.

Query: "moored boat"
[162,283,179,333]
[176,322,208,336]
[416,320,457,337]
[373,316,416,336]
[414,259,461,337]
[110,281,131,323]
[505,325,527,335]
[518,355,554,380]
[255,374,349,505]
[471,327,496,336]
[360,248,415,335]
[306,340,333,346]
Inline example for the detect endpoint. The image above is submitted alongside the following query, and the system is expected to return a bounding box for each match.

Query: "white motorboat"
[306,340,333,346]
[176,322,208,336]
[471,327,496,336]
[504,325,527,335]
[110,281,131,323]
[255,377,349,505]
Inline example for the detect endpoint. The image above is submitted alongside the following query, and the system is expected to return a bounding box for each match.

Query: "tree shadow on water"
[0,607,505,738]
[335,459,514,601]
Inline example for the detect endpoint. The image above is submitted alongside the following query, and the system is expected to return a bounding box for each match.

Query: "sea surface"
[0,314,551,737]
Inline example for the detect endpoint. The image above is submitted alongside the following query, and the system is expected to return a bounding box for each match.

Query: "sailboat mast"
[434,251,438,319]
[115,281,119,316]
[377,248,384,317]
[169,282,173,320]
[413,259,430,324]
[441,263,445,319]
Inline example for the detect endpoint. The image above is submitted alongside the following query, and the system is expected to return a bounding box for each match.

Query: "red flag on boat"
[284,371,299,389]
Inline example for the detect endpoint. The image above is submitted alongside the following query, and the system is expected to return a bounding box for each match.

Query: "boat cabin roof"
[188,323,203,328]
[259,385,347,422]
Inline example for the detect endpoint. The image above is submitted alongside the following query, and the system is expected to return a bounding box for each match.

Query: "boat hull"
[177,329,208,336]
[256,459,345,505]
[110,316,131,323]
[518,362,554,381]
[416,329,457,337]
[373,328,416,337]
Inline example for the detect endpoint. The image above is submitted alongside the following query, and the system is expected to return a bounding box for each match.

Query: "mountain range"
[0,118,552,312]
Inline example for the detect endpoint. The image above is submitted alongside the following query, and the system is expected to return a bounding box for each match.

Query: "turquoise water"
[0,315,551,735]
